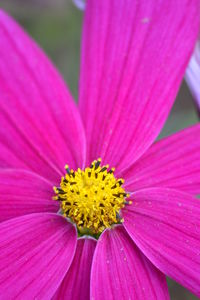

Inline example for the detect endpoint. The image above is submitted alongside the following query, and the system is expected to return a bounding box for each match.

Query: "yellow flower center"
[54,158,131,236]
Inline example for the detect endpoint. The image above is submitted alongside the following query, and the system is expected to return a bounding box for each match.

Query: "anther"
[111,184,117,189]
[95,159,101,169]
[90,162,94,168]
[65,165,70,175]
[100,167,108,173]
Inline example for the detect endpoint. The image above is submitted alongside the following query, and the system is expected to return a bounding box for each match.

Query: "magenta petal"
[122,124,200,196]
[53,237,96,300]
[0,213,77,299]
[124,188,200,296]
[0,169,59,222]
[79,0,200,170]
[0,10,86,182]
[91,225,169,300]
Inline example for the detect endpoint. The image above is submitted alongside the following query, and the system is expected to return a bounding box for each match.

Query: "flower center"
[54,158,131,236]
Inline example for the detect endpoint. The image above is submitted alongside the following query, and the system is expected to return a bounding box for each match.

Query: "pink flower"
[0,1,200,299]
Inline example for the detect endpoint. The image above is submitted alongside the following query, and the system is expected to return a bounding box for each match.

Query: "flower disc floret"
[54,159,130,235]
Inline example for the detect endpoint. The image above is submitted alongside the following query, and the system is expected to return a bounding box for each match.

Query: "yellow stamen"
[54,158,130,235]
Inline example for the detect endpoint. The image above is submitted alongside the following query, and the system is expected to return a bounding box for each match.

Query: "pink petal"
[53,237,96,300]
[0,213,77,299]
[185,39,200,115]
[122,124,200,196]
[124,188,200,296]
[0,10,86,183]
[0,169,58,222]
[79,0,200,171]
[91,225,169,300]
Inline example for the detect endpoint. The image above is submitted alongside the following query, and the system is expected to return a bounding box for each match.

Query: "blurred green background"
[1,1,199,299]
